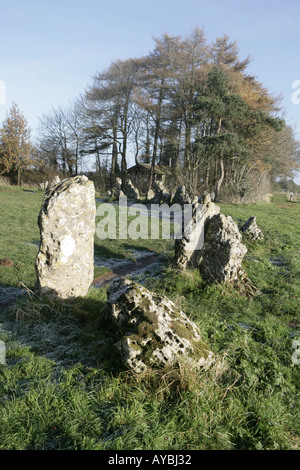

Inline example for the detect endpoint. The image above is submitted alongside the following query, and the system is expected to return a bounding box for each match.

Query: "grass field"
[0,185,299,450]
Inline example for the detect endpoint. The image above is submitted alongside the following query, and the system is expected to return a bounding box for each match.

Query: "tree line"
[1,27,300,200]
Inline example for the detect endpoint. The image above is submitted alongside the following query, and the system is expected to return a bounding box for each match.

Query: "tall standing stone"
[172,185,192,207]
[175,196,220,270]
[124,178,139,200]
[35,176,96,299]
[111,178,125,199]
[200,213,247,283]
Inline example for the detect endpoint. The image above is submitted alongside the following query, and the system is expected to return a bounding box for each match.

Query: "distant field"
[0,186,299,450]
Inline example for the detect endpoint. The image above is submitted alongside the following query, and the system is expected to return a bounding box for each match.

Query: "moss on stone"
[107,278,214,373]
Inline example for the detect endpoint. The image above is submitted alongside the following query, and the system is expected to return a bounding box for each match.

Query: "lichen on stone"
[240,215,264,241]
[199,213,247,283]
[105,278,214,373]
[35,176,96,299]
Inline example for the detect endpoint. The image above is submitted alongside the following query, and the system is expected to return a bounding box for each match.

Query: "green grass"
[0,188,299,450]
[0,186,44,288]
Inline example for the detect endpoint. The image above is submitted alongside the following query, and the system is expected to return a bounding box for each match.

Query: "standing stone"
[39,181,48,190]
[161,188,171,205]
[111,178,125,199]
[146,181,171,205]
[240,215,264,241]
[175,197,220,270]
[105,278,214,374]
[124,178,139,200]
[35,176,96,299]
[49,175,60,189]
[172,185,192,207]
[153,180,171,205]
[151,181,164,204]
[200,191,212,205]
[200,213,247,283]
[146,188,155,201]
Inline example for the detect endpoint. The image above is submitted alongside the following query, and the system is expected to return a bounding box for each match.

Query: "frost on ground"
[127,261,164,285]
[0,246,168,369]
[0,305,103,368]
[94,246,170,286]
[0,287,101,368]
[0,286,26,311]
[94,249,157,269]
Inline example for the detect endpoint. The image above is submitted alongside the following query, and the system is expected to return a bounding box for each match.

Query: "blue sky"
[1,0,300,181]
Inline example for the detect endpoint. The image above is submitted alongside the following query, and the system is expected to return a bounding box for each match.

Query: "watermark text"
[292,80,300,105]
[96,197,205,250]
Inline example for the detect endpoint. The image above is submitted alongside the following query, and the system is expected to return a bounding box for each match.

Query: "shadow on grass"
[1,289,128,376]
[94,241,159,259]
[94,243,127,260]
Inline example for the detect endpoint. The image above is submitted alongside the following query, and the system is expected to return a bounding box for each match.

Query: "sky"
[1,0,300,182]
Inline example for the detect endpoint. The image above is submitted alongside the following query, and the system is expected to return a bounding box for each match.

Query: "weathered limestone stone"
[200,191,212,205]
[287,192,296,202]
[124,178,139,200]
[172,185,192,207]
[161,189,171,205]
[200,213,247,283]
[286,191,296,202]
[147,181,171,205]
[146,188,155,201]
[39,181,48,190]
[111,178,125,199]
[151,181,163,204]
[157,181,171,205]
[152,181,163,204]
[240,215,264,241]
[35,176,96,299]
[175,196,220,270]
[105,278,214,373]
[49,175,60,189]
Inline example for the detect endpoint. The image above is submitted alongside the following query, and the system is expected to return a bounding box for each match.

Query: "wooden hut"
[127,163,172,194]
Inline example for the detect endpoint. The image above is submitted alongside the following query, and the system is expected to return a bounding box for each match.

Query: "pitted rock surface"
[200,213,247,283]
[105,278,214,373]
[175,196,220,270]
[35,175,96,299]
[111,178,125,199]
[124,178,139,200]
[240,215,264,241]
[172,185,192,207]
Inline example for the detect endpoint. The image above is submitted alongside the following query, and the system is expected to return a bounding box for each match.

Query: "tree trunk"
[147,79,164,193]
[75,142,79,175]
[215,156,224,202]
[111,125,118,188]
[121,138,127,181]
[17,166,21,186]
[145,113,151,163]
[148,121,159,192]
[205,162,210,189]
[184,124,192,177]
